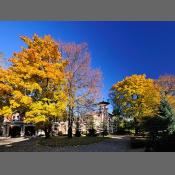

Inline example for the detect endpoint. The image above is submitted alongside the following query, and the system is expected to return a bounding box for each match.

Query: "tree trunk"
[68,107,73,138]
[44,124,52,139]
[68,113,73,138]
[75,117,81,137]
[134,118,139,135]
[44,130,50,139]
[68,126,72,138]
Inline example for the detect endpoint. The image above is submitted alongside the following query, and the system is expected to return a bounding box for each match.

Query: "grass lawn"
[38,136,110,147]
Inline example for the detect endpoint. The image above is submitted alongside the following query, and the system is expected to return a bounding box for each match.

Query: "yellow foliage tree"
[111,74,161,124]
[0,34,68,138]
[0,67,14,119]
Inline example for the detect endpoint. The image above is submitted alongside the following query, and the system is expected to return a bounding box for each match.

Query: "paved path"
[0,137,29,146]
[0,135,144,152]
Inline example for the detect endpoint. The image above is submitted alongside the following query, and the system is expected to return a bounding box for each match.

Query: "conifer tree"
[143,96,175,136]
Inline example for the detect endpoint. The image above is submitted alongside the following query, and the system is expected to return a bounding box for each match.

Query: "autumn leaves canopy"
[111,74,175,121]
[0,34,102,125]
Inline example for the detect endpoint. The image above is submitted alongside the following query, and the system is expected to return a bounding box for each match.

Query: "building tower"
[98,101,110,136]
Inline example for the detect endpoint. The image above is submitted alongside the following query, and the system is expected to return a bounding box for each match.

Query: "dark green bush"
[151,133,175,152]
[87,128,97,137]
[75,129,81,137]
[101,129,108,136]
[130,136,147,149]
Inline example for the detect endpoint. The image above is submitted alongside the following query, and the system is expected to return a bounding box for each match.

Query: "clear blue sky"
[1,21,175,111]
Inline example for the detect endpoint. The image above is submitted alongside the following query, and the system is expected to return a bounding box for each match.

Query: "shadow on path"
[0,135,144,152]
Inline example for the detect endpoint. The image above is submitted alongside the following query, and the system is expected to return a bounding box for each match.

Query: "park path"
[0,135,144,152]
[55,135,144,152]
[0,137,29,146]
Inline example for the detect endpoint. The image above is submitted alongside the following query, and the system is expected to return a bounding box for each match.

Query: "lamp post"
[98,101,110,137]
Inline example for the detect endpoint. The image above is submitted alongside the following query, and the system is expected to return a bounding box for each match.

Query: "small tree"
[160,97,175,134]
[143,96,175,140]
[86,115,97,136]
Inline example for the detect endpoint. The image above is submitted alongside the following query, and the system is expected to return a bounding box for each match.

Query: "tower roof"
[98,101,110,106]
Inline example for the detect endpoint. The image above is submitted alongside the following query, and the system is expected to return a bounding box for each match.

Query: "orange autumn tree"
[0,67,34,119]
[0,54,29,119]
[6,34,68,138]
[0,67,13,119]
[156,75,175,110]
[111,74,161,133]
[157,75,175,95]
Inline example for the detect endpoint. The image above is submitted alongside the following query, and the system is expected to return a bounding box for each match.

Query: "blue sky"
[0,21,175,111]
